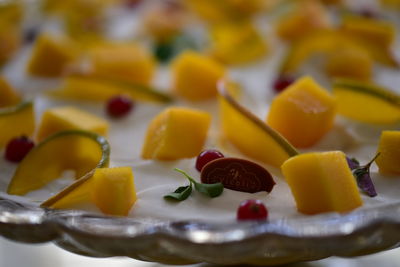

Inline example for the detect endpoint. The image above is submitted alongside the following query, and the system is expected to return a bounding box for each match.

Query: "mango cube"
[0,102,35,147]
[142,107,211,160]
[88,43,155,85]
[92,167,137,216]
[27,34,78,77]
[37,106,109,141]
[172,51,226,101]
[266,76,336,148]
[376,131,400,175]
[325,47,372,81]
[0,77,20,107]
[282,151,363,215]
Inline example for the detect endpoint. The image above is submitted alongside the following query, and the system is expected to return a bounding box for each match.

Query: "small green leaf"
[194,182,224,198]
[164,185,192,201]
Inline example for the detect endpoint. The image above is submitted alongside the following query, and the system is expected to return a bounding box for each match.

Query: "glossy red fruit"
[106,95,133,118]
[273,75,295,93]
[195,149,224,172]
[5,136,35,163]
[237,199,268,221]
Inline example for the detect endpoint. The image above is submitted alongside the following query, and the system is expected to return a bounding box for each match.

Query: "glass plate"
[1,192,400,265]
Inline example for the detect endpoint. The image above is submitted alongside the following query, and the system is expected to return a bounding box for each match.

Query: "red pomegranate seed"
[5,136,35,163]
[195,149,224,172]
[237,199,268,221]
[106,95,134,118]
[273,75,295,93]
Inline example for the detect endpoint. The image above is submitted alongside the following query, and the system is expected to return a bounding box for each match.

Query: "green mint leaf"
[164,185,192,201]
[173,168,196,183]
[194,182,224,198]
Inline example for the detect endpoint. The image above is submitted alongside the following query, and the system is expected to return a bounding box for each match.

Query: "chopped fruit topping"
[172,51,226,101]
[27,34,79,77]
[272,75,295,93]
[281,151,363,215]
[201,158,275,193]
[5,136,35,163]
[53,76,173,104]
[0,102,35,148]
[218,80,298,168]
[376,131,400,175]
[195,149,224,172]
[141,107,211,160]
[37,106,109,141]
[86,43,156,85]
[333,79,400,124]
[237,199,268,221]
[267,76,337,148]
[92,167,137,216]
[8,130,110,196]
[106,95,133,118]
[0,76,20,107]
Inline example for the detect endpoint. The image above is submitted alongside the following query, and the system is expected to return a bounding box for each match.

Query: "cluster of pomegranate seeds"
[195,149,225,171]
[272,75,295,93]
[5,136,35,162]
[106,95,134,118]
[237,199,268,221]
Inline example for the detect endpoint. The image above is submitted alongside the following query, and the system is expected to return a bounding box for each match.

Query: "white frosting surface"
[1,2,400,224]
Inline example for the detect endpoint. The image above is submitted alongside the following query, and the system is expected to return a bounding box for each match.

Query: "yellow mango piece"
[276,0,332,42]
[172,51,226,101]
[0,102,35,148]
[381,0,400,8]
[42,167,136,216]
[282,151,363,215]
[219,81,298,168]
[87,43,155,85]
[0,22,21,67]
[27,34,79,77]
[142,107,211,160]
[8,130,110,196]
[267,76,337,148]
[325,47,373,81]
[210,22,268,65]
[92,167,137,216]
[333,79,400,124]
[376,131,400,175]
[0,77,20,107]
[340,16,397,67]
[53,76,173,103]
[37,106,109,142]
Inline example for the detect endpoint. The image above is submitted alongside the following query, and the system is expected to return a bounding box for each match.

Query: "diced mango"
[0,22,21,67]
[219,82,298,168]
[282,151,363,215]
[8,130,109,196]
[37,106,109,141]
[376,131,400,175]
[172,51,226,101]
[87,43,155,85]
[142,107,211,160]
[276,0,331,42]
[92,167,137,216]
[266,76,336,148]
[0,102,35,148]
[210,22,268,65]
[325,47,372,81]
[0,77,20,107]
[27,34,79,77]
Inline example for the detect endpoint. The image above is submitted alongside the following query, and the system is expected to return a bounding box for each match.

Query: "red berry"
[273,75,295,93]
[5,136,35,163]
[237,199,268,221]
[106,95,133,118]
[195,149,224,172]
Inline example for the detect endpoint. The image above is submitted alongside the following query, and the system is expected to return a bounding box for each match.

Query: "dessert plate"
[1,192,400,265]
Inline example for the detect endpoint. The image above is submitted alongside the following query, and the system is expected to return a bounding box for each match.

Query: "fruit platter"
[1,0,400,265]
